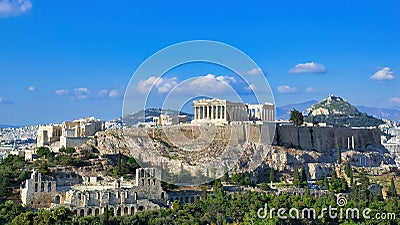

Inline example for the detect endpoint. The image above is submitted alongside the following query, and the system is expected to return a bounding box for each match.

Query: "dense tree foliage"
[0,155,31,200]
[290,109,304,126]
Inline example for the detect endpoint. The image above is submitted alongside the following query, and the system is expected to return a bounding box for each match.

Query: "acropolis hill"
[82,123,393,181]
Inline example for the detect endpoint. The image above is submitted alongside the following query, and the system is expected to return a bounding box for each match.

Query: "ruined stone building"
[192,98,275,124]
[37,117,105,149]
[21,168,169,216]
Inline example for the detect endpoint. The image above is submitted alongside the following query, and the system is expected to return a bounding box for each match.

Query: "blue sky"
[0,0,399,125]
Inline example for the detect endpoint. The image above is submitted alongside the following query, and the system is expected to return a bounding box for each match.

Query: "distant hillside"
[304,95,384,127]
[357,106,400,123]
[123,108,193,125]
[276,100,318,120]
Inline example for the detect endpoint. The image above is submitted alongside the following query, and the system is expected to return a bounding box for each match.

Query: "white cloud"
[28,86,35,92]
[57,87,121,100]
[390,97,400,105]
[277,85,297,93]
[371,67,395,80]
[137,76,178,94]
[246,68,262,75]
[289,62,327,74]
[0,96,13,104]
[98,89,108,97]
[73,87,92,100]
[55,89,69,95]
[305,87,317,93]
[136,74,238,95]
[109,89,120,98]
[174,74,236,94]
[0,0,32,17]
[216,75,236,84]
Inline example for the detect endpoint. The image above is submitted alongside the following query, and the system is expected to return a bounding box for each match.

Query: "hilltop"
[123,108,193,125]
[304,95,384,127]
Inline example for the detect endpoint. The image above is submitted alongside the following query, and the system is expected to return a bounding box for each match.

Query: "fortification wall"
[273,126,382,151]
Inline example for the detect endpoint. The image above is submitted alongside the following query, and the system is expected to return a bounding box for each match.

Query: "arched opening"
[34,183,38,192]
[95,208,100,216]
[138,206,144,211]
[116,207,121,216]
[47,182,52,192]
[41,182,44,192]
[55,195,60,204]
[191,196,194,202]
[110,207,115,216]
[161,192,165,199]
[130,206,135,215]
[73,209,77,215]
[140,169,144,177]
[124,207,128,215]
[78,193,81,200]
[79,209,84,217]
[87,208,92,215]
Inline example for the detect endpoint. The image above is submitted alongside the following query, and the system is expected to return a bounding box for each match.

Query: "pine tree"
[293,168,300,187]
[374,184,384,201]
[290,109,304,126]
[345,161,353,186]
[323,176,329,189]
[331,170,338,180]
[269,168,276,183]
[350,172,353,186]
[300,166,308,187]
[388,177,397,198]
[345,161,351,177]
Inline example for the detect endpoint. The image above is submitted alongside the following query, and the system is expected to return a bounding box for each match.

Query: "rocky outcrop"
[78,125,395,181]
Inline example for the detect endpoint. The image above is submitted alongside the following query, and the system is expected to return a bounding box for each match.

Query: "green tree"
[36,147,53,159]
[290,108,304,126]
[59,147,75,155]
[388,177,397,198]
[0,200,26,224]
[337,146,342,164]
[293,168,301,187]
[300,166,308,187]
[38,161,50,175]
[269,168,276,183]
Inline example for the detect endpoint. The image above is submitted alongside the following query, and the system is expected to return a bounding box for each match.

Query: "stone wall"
[273,126,383,152]
[60,136,89,148]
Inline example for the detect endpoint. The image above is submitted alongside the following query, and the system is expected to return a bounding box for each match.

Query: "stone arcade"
[21,168,171,216]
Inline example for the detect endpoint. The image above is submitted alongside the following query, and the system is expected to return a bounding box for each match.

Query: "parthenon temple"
[192,99,275,124]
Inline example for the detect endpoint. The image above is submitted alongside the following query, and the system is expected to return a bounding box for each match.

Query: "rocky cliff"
[78,124,395,181]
